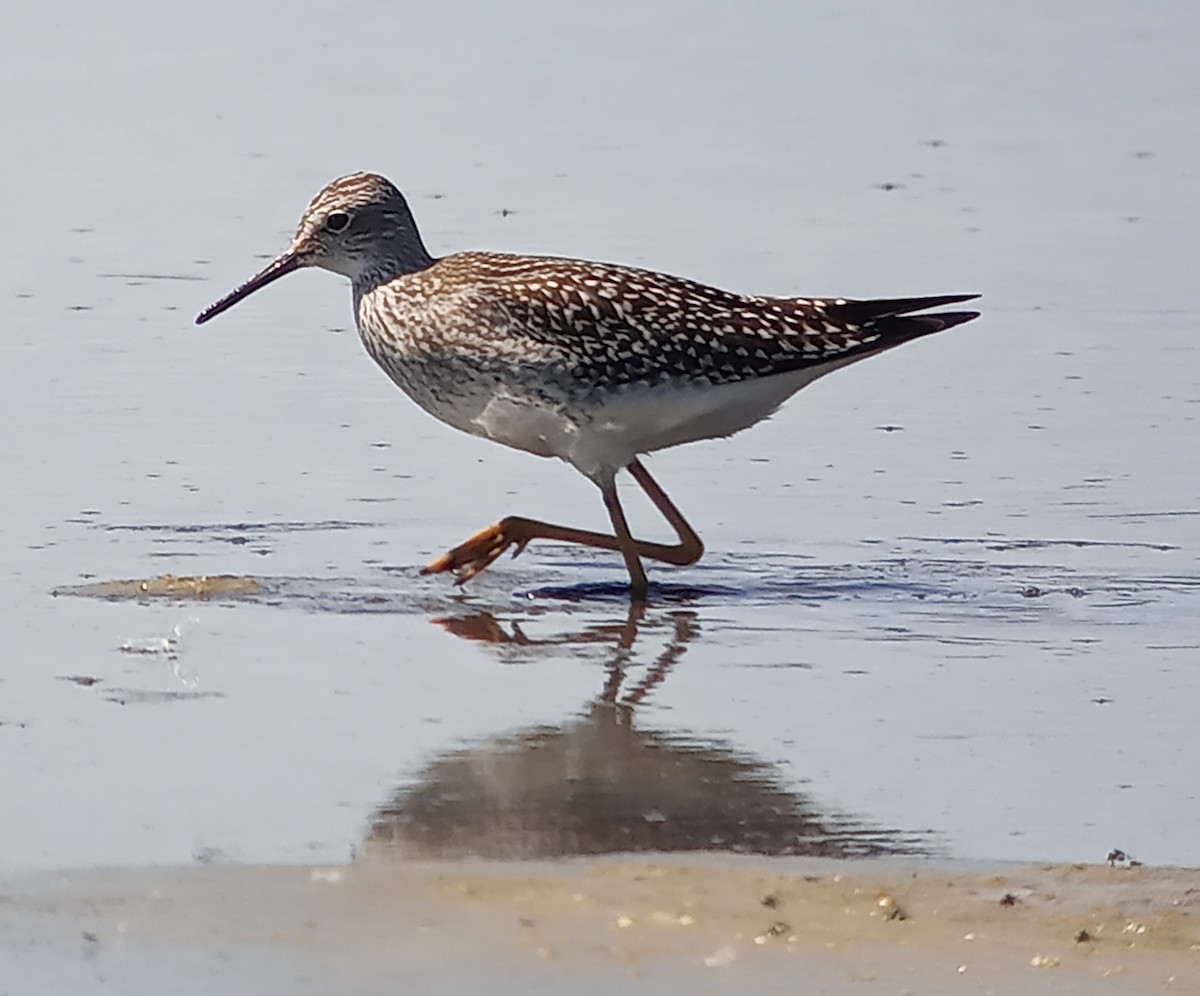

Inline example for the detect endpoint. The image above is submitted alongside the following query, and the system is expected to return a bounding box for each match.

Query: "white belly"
[480,364,837,482]
[573,369,825,475]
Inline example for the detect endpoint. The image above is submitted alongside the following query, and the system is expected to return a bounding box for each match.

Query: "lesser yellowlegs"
[197,173,979,599]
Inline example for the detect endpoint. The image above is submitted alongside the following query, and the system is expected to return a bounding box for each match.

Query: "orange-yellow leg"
[627,458,704,565]
[421,459,704,592]
[600,477,649,600]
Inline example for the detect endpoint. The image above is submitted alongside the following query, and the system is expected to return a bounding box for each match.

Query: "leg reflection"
[364,606,934,861]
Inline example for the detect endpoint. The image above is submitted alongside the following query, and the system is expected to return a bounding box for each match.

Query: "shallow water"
[2,0,1199,885]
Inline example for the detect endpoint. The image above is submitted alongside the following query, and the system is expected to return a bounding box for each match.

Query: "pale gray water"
[1,0,1198,898]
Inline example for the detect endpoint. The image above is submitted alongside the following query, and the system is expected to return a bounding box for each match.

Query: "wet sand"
[4,856,1196,994]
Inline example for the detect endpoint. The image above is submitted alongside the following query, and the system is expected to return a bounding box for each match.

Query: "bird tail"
[831,294,980,347]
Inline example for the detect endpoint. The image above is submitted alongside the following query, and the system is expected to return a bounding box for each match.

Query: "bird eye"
[325,212,350,233]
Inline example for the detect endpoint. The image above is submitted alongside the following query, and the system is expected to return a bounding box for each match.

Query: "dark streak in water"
[1087,510,1200,519]
[100,519,377,534]
[102,688,225,705]
[523,581,743,603]
[904,535,1179,552]
[98,273,207,281]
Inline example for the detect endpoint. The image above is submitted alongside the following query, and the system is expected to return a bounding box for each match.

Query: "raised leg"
[422,460,705,588]
[627,458,704,566]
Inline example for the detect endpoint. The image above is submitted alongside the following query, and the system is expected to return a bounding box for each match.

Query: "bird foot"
[422,517,531,585]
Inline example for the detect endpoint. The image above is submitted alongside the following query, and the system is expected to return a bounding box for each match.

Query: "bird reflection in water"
[364,605,934,861]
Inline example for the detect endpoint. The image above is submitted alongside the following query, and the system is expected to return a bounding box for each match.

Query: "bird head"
[196,172,429,325]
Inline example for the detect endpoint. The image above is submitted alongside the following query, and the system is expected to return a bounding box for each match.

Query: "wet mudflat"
[2,1,1198,992]
[3,857,1198,995]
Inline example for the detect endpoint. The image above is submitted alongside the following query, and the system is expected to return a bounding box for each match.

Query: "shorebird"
[197,173,978,599]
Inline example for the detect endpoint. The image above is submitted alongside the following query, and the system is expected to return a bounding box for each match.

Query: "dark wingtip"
[911,293,981,310]
[929,310,980,331]
[829,295,980,329]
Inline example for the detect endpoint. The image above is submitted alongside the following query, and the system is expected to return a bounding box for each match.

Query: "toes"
[421,552,454,575]
[426,524,514,584]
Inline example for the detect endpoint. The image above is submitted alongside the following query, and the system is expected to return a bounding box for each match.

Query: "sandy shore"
[3,855,1195,994]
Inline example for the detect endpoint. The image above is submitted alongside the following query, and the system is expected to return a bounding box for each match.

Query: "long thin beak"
[195,250,304,325]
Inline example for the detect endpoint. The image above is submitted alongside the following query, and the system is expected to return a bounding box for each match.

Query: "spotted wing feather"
[464,254,978,389]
